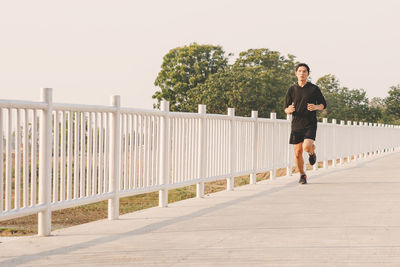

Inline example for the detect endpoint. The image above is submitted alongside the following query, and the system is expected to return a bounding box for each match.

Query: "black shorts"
[289,126,317,144]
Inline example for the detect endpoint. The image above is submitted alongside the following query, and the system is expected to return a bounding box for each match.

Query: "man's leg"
[294,142,305,175]
[303,139,315,155]
[303,138,317,166]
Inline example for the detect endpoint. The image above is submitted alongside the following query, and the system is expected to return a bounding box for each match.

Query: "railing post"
[382,124,387,154]
[332,119,337,167]
[159,100,170,206]
[353,121,360,160]
[372,123,379,156]
[38,88,52,236]
[359,122,364,158]
[250,111,258,184]
[322,118,328,169]
[108,95,120,220]
[197,104,206,197]
[227,108,235,191]
[339,120,345,164]
[363,122,368,158]
[287,114,293,175]
[347,121,352,162]
[270,112,276,179]
[368,123,372,157]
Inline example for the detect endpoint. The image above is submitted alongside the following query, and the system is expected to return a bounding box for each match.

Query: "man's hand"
[285,102,295,114]
[307,103,324,111]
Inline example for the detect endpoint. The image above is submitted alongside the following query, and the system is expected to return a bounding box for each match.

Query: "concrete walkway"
[1,152,400,266]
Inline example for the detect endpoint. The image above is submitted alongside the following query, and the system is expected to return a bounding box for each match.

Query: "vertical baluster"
[188,118,193,180]
[98,113,104,194]
[104,113,110,192]
[173,118,177,184]
[15,109,21,209]
[129,115,134,189]
[146,116,151,186]
[5,109,12,211]
[93,112,98,195]
[147,116,152,185]
[73,112,79,199]
[118,114,123,190]
[151,116,156,185]
[180,118,185,182]
[0,109,3,212]
[87,113,92,196]
[80,112,85,198]
[31,110,37,206]
[191,118,195,179]
[133,114,139,188]
[53,111,59,202]
[154,116,160,185]
[176,118,180,183]
[67,111,72,200]
[60,111,66,201]
[119,114,124,190]
[23,109,29,207]
[124,114,128,190]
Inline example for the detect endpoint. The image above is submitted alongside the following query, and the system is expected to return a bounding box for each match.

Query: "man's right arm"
[285,103,295,114]
[284,87,294,114]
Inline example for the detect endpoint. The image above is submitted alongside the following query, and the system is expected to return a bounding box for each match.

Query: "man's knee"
[303,145,312,153]
[303,141,314,153]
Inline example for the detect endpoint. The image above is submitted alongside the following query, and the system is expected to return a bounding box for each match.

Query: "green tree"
[152,43,230,111]
[316,74,342,120]
[368,97,385,123]
[187,48,298,118]
[384,85,400,124]
[316,74,372,123]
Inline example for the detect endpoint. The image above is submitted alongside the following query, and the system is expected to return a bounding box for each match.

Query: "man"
[284,63,327,184]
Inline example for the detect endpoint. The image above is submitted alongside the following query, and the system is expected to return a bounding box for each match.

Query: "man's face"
[295,66,309,81]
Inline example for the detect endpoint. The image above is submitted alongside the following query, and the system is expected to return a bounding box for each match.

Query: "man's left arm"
[315,87,327,110]
[307,87,327,111]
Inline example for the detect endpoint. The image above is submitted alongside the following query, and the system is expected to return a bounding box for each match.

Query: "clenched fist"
[286,102,295,114]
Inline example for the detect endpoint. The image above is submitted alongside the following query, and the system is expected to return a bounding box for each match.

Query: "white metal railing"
[1,88,400,236]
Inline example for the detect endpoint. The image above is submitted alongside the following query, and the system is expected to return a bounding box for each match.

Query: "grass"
[1,159,341,236]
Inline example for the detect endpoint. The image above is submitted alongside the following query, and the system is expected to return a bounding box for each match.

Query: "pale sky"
[0,0,399,109]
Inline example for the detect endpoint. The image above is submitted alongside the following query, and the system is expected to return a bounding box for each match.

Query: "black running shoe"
[299,174,307,184]
[309,153,316,165]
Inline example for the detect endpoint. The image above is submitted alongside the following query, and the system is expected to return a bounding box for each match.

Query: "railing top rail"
[169,111,201,119]
[53,103,116,112]
[0,99,47,110]
[121,107,165,116]
[258,117,289,123]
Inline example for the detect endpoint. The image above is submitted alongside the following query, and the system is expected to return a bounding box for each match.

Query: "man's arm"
[285,103,295,114]
[284,87,294,114]
[307,103,324,111]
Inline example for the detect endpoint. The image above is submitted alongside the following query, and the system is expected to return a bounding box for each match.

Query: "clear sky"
[0,0,399,109]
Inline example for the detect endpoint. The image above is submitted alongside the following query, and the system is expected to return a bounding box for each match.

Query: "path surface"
[1,152,400,266]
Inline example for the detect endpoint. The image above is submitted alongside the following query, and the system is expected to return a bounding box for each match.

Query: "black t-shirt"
[284,82,327,131]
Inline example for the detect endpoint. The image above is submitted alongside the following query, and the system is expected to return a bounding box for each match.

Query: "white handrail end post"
[159,100,170,206]
[270,112,276,180]
[38,88,53,236]
[196,104,206,198]
[332,119,337,167]
[227,108,235,191]
[250,110,258,184]
[108,95,121,219]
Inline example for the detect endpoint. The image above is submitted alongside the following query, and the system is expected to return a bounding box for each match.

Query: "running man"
[284,63,327,184]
